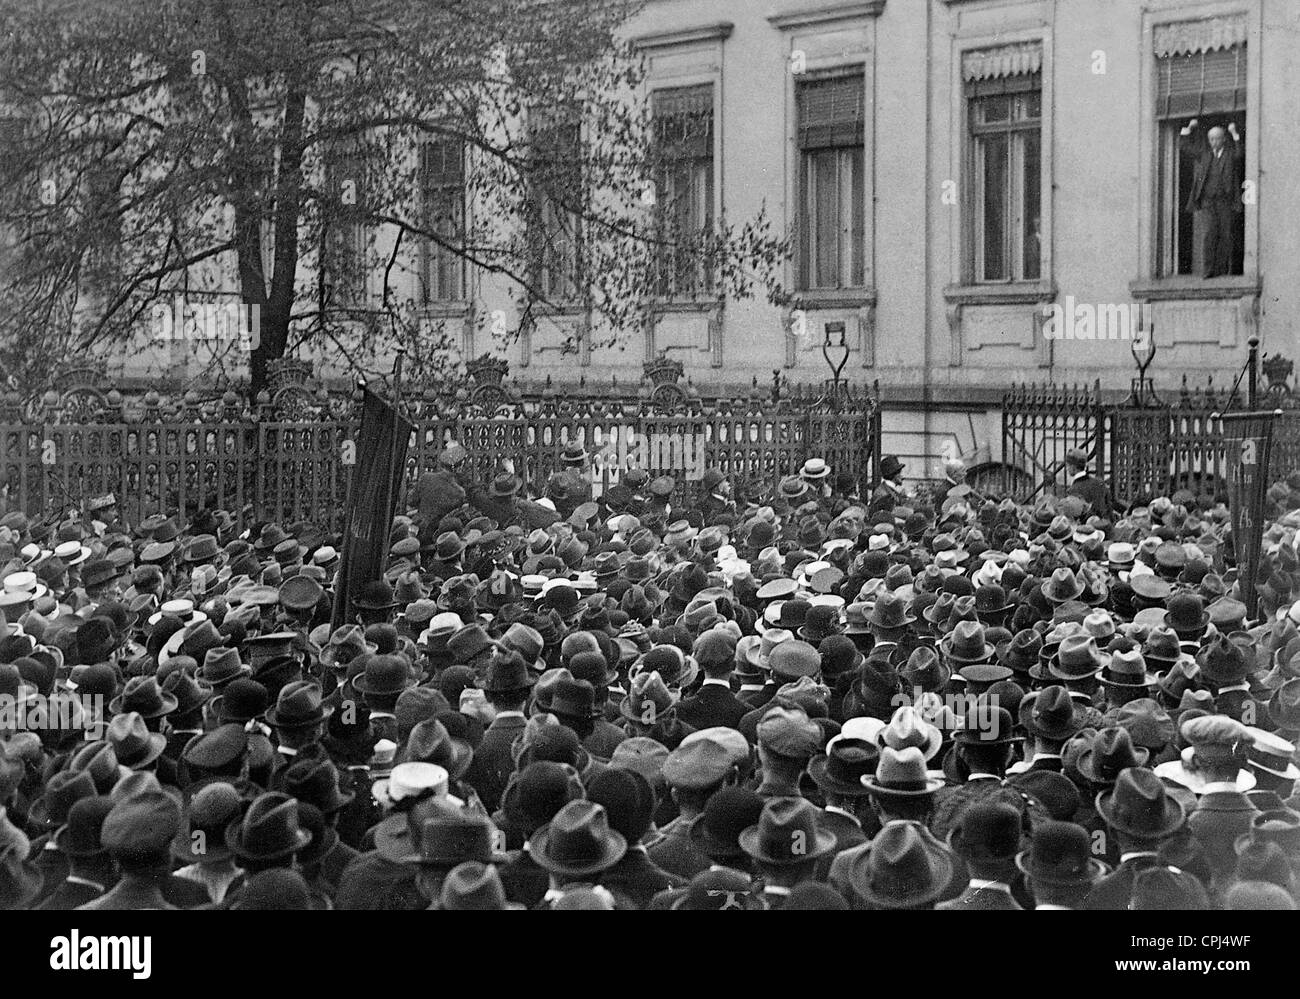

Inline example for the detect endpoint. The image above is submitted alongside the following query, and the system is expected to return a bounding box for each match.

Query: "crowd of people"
[1,442,1298,911]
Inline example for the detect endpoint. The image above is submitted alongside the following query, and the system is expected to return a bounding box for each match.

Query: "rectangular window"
[323,138,369,306]
[796,72,864,291]
[651,83,715,300]
[84,162,123,292]
[529,118,583,304]
[1154,42,1246,278]
[967,71,1041,283]
[0,118,24,279]
[420,137,466,304]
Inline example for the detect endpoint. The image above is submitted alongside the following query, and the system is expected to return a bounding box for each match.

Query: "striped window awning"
[962,42,1042,82]
[1153,15,1247,58]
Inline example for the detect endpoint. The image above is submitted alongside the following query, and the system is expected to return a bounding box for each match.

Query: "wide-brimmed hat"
[105,711,168,770]
[224,791,313,863]
[808,737,880,798]
[1099,648,1158,690]
[867,592,915,631]
[108,675,178,719]
[940,620,996,664]
[1075,727,1150,786]
[265,680,333,730]
[527,800,627,878]
[738,796,837,865]
[1041,568,1085,604]
[1095,767,1185,840]
[1019,685,1087,741]
[848,819,954,909]
[1048,634,1109,681]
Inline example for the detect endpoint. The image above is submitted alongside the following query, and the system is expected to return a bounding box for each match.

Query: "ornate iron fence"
[0,359,881,529]
[1001,354,1300,507]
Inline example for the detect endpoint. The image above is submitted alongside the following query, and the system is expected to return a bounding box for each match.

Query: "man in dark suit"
[462,653,534,815]
[677,632,749,731]
[1178,716,1259,894]
[1063,448,1113,515]
[408,444,468,538]
[36,797,116,911]
[808,738,876,878]
[1184,120,1244,278]
[936,802,1023,910]
[649,738,734,880]
[586,769,685,908]
[1084,768,1189,910]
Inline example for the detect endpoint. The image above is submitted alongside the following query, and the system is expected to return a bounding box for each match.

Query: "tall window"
[529,118,583,303]
[83,162,123,292]
[420,137,466,304]
[323,137,369,306]
[796,71,864,291]
[1154,26,1246,279]
[0,118,24,279]
[965,46,1041,284]
[651,84,715,300]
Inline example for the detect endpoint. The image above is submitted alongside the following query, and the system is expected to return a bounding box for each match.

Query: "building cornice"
[630,22,734,50]
[767,1,886,30]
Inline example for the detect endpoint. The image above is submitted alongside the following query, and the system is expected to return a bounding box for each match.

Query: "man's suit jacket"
[738,682,780,711]
[1188,790,1257,890]
[463,713,527,814]
[1083,855,1163,910]
[1066,475,1112,516]
[597,847,686,909]
[36,878,106,910]
[28,843,69,908]
[677,682,749,731]
[1188,142,1244,210]
[647,815,712,881]
[1212,688,1251,723]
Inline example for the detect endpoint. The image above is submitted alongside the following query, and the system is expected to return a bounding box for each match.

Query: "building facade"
[106,0,1298,485]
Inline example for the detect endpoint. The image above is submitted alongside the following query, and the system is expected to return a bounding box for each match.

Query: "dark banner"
[1220,409,1280,620]
[331,387,414,628]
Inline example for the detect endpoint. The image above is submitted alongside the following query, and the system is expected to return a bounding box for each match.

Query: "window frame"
[794,69,867,294]
[649,81,718,304]
[418,134,469,307]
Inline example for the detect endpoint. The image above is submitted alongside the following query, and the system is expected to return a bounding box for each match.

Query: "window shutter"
[653,84,713,160]
[1157,46,1246,117]
[796,72,864,149]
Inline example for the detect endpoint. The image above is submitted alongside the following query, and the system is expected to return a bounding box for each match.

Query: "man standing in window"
[1184,120,1243,279]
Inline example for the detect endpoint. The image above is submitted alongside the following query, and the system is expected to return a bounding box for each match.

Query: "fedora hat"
[265,680,333,730]
[225,791,312,863]
[860,745,944,797]
[849,819,954,909]
[528,800,626,878]
[1095,767,1185,840]
[1099,648,1157,690]
[109,675,178,719]
[1020,685,1087,741]
[106,711,167,770]
[1075,727,1150,786]
[1164,593,1208,634]
[1041,568,1085,604]
[1048,634,1108,681]
[867,592,915,631]
[200,646,251,688]
[808,737,880,798]
[438,861,525,910]
[1195,634,1249,686]
[879,705,943,761]
[738,796,837,865]
[940,620,996,664]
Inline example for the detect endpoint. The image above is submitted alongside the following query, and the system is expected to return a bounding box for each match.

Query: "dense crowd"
[0,442,1298,911]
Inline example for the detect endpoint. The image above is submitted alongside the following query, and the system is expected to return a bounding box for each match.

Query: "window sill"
[791,288,877,310]
[647,298,721,313]
[420,302,471,320]
[943,281,1056,307]
[1128,275,1261,303]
